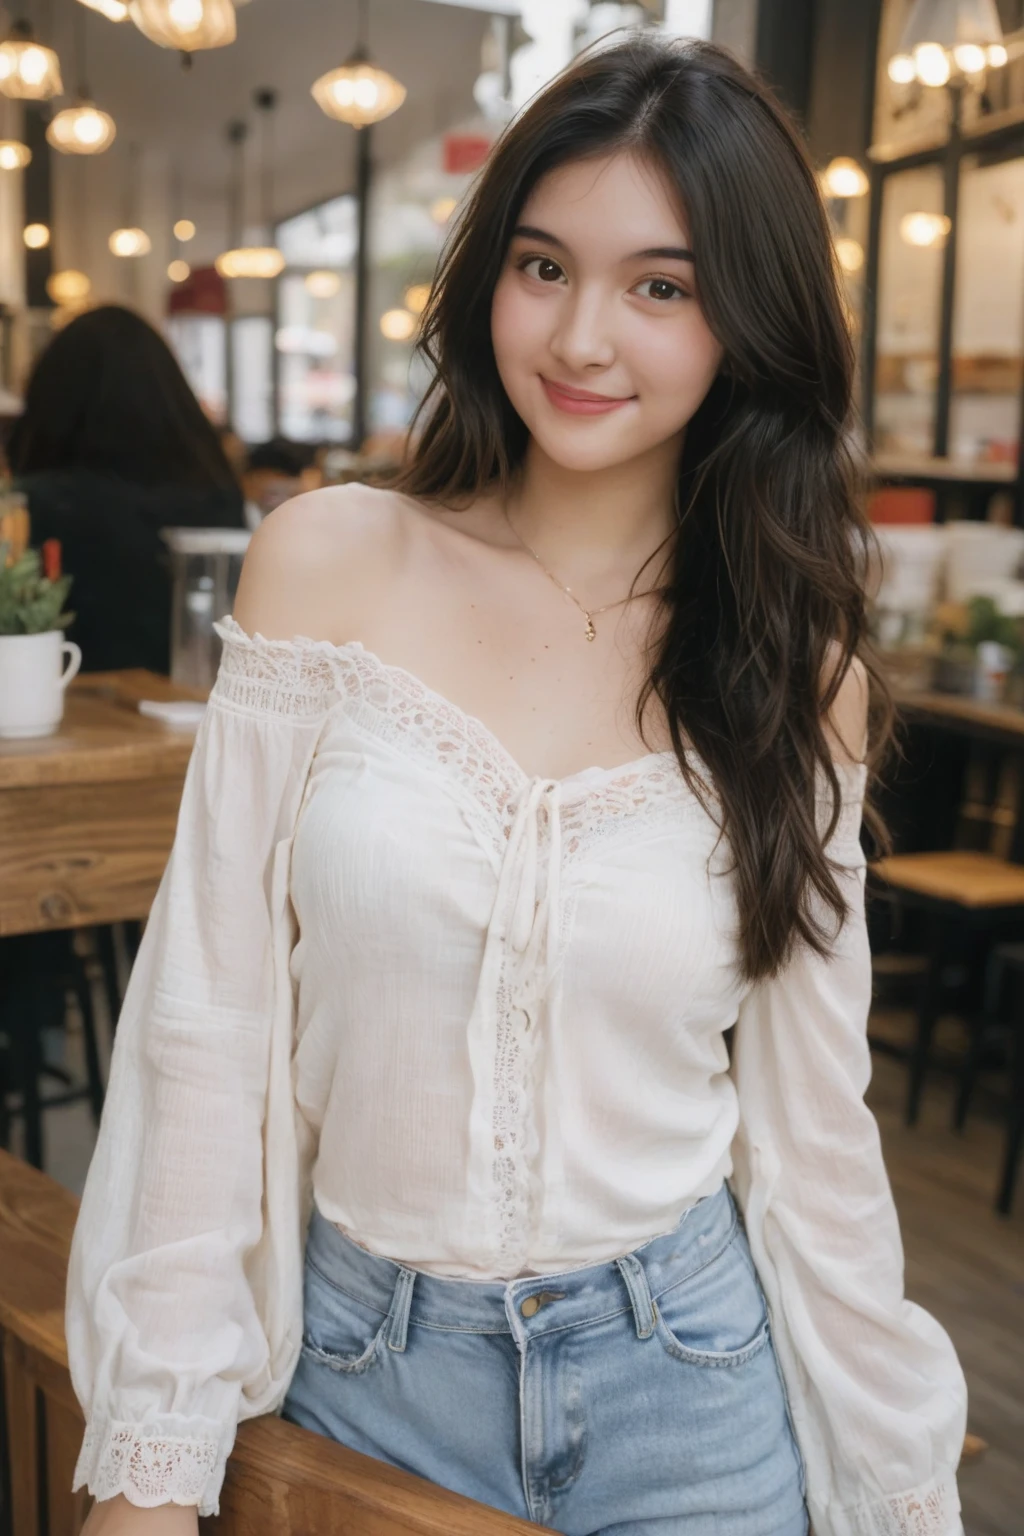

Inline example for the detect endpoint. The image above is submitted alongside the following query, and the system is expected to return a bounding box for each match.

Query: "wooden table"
[0,670,201,937]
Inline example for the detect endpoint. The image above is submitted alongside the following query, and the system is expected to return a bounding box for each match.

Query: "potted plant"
[0,537,80,738]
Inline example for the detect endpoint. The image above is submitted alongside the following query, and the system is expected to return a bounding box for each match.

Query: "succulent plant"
[0,541,75,636]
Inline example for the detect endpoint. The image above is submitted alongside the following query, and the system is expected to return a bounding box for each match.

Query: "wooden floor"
[865,1010,1024,1536]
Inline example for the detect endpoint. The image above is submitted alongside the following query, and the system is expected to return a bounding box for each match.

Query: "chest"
[348,525,673,782]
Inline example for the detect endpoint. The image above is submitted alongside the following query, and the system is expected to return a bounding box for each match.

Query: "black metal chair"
[0,931,111,1170]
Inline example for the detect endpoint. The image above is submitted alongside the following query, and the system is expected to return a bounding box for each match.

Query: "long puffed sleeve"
[729,760,967,1536]
[66,620,337,1516]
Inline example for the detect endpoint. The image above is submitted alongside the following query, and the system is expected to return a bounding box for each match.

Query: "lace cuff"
[72,1413,231,1518]
[810,1470,963,1536]
[212,615,341,720]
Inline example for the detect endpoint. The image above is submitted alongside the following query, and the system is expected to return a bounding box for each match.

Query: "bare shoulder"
[820,642,868,765]
[233,482,407,643]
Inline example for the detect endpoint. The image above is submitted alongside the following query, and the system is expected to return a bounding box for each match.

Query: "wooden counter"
[0,671,200,937]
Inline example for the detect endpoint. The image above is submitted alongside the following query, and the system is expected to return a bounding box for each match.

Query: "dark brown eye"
[522,256,565,284]
[638,277,684,302]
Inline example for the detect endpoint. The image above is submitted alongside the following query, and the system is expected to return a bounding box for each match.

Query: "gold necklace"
[503,505,661,642]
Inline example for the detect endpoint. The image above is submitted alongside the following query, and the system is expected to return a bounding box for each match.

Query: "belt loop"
[615,1251,657,1340]
[385,1266,417,1353]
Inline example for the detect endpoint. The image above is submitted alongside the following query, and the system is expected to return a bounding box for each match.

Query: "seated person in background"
[241,437,322,529]
[5,304,245,674]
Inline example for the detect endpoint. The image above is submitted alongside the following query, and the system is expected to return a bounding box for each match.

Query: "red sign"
[443,133,492,175]
[168,265,227,316]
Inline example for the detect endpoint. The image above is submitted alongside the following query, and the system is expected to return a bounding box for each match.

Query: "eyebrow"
[512,224,694,263]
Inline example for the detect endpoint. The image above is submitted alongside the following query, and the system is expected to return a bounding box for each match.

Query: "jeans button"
[520,1296,541,1317]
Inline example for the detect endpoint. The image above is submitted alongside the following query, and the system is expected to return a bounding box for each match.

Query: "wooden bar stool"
[953,939,1024,1214]
[870,851,1024,1124]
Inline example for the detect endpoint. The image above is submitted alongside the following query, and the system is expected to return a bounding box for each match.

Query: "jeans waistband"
[304,1181,736,1346]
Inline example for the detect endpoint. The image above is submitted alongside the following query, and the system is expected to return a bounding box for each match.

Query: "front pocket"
[653,1226,771,1368]
[301,1256,390,1374]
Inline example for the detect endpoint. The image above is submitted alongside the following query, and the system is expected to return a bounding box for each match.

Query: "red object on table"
[41,538,61,580]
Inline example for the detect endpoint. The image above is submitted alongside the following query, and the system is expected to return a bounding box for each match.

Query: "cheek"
[491,274,548,382]
[636,318,723,406]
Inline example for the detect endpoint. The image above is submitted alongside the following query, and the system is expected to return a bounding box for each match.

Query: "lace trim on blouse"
[73,1415,224,1517]
[827,1469,962,1536]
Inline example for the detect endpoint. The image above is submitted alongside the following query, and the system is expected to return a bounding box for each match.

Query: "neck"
[508,434,681,584]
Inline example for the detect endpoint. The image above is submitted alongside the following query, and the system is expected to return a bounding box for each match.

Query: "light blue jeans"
[281,1180,808,1534]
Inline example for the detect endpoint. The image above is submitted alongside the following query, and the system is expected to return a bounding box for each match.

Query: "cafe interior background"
[0,0,1022,1532]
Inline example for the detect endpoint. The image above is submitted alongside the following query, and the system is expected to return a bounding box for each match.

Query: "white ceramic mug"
[0,629,82,739]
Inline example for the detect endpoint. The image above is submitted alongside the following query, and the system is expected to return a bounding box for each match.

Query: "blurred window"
[873,164,946,457]
[275,195,358,444]
[949,153,1024,470]
[232,316,274,444]
[166,313,228,425]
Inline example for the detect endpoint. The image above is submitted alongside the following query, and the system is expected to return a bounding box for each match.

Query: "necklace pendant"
[584,616,596,642]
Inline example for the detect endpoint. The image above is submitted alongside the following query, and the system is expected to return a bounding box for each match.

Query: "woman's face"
[491,150,724,476]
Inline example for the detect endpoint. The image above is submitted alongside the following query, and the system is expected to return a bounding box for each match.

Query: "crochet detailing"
[74,1416,223,1517]
[834,1470,962,1536]
[212,617,340,720]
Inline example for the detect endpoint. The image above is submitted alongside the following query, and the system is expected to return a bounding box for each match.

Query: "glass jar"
[161,527,251,690]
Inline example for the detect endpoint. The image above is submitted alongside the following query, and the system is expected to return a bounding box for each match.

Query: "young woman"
[7,305,244,674]
[68,36,967,1536]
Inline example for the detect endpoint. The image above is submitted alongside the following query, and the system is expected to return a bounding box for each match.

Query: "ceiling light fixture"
[47,268,92,303]
[109,225,151,256]
[168,258,190,281]
[128,0,236,60]
[890,0,1007,87]
[304,269,342,298]
[76,0,130,20]
[379,307,416,341]
[821,157,869,198]
[0,138,31,169]
[173,217,195,240]
[110,142,151,257]
[48,103,116,152]
[23,222,50,248]
[899,210,952,247]
[312,0,405,128]
[47,6,117,154]
[215,90,286,280]
[0,20,63,99]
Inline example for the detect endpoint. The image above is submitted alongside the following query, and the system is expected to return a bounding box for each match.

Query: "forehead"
[516,151,690,251]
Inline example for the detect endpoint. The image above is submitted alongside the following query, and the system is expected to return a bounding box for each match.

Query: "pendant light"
[0,95,30,168]
[0,18,63,100]
[888,0,1008,86]
[76,0,130,20]
[215,91,285,280]
[312,0,405,128]
[128,0,236,59]
[47,5,116,155]
[109,143,152,257]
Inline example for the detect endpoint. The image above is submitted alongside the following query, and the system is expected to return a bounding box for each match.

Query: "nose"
[548,283,616,373]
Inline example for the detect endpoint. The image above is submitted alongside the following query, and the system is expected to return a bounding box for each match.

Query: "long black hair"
[8,304,239,494]
[398,34,895,985]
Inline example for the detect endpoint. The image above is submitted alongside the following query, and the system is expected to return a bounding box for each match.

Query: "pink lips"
[541,377,633,415]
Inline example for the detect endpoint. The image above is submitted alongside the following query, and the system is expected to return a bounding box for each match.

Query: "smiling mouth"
[541,377,634,415]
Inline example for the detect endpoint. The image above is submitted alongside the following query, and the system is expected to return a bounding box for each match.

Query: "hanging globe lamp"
[128,0,236,55]
[0,22,63,100]
[0,139,31,169]
[47,100,116,154]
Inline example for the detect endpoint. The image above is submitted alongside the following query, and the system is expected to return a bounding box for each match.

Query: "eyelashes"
[515,255,691,303]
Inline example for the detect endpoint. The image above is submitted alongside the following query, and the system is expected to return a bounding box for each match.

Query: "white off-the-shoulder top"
[66,618,967,1534]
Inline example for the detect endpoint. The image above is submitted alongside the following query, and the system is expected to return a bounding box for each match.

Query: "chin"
[528,422,663,475]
